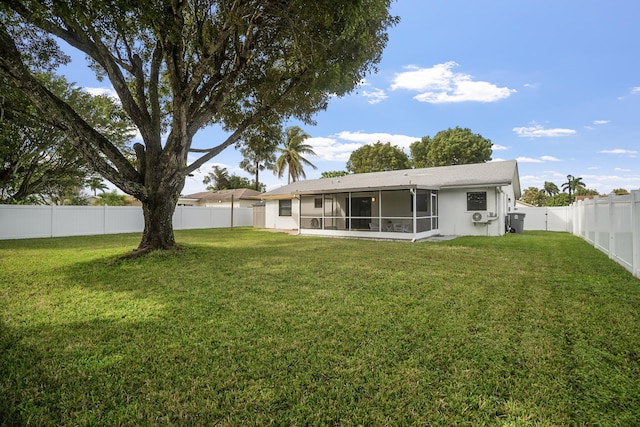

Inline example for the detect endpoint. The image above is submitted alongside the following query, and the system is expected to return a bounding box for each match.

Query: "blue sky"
[59,0,640,196]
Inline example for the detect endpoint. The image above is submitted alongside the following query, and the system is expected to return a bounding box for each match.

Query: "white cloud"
[391,62,516,104]
[512,123,576,138]
[306,136,361,162]
[593,120,609,125]
[306,131,421,162]
[516,156,559,163]
[492,144,509,151]
[335,131,419,150]
[516,157,544,163]
[631,87,640,94]
[84,86,118,99]
[615,168,631,172]
[362,88,388,104]
[600,148,638,156]
[540,155,560,162]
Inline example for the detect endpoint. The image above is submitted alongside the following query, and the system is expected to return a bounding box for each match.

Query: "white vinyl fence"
[571,191,640,279]
[518,191,640,279]
[0,204,253,240]
[513,206,572,232]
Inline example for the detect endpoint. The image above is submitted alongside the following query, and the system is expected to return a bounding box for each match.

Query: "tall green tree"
[202,166,261,191]
[239,126,280,191]
[0,1,398,254]
[203,166,231,191]
[87,176,108,196]
[274,126,317,184]
[0,73,134,204]
[519,187,548,207]
[543,181,560,197]
[410,127,493,167]
[346,141,410,174]
[562,176,585,193]
[94,189,129,206]
[562,176,586,203]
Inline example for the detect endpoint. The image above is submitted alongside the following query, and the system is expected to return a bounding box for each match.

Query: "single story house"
[178,188,263,208]
[258,160,521,241]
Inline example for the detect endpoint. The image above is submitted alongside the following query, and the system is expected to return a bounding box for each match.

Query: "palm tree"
[562,175,585,203]
[240,145,277,191]
[202,166,230,190]
[239,127,280,191]
[274,126,317,184]
[543,181,559,197]
[87,176,108,196]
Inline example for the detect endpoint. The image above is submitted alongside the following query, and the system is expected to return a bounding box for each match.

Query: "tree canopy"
[346,141,410,174]
[0,73,134,204]
[410,127,493,168]
[203,166,264,192]
[0,0,398,254]
[519,176,600,207]
[238,126,279,191]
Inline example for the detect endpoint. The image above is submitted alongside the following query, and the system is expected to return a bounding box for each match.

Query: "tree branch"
[5,0,155,145]
[0,23,144,197]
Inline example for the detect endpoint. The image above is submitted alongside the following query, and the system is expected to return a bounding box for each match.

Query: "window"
[279,199,292,216]
[467,192,487,211]
[314,198,322,209]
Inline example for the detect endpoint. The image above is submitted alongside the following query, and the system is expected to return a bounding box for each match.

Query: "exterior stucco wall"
[438,186,513,236]
[265,198,300,230]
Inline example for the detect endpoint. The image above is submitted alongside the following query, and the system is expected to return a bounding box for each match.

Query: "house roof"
[261,160,521,199]
[180,188,263,203]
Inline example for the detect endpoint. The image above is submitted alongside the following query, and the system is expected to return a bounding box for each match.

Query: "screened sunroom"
[297,188,439,241]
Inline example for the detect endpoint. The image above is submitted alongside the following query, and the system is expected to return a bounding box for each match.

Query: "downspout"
[410,188,417,242]
[295,194,301,235]
[496,187,506,235]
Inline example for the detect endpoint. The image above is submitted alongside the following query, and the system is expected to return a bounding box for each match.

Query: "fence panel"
[573,191,639,279]
[0,205,253,240]
[515,206,570,232]
[0,205,53,239]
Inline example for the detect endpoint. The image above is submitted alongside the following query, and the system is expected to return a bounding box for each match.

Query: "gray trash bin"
[507,212,526,233]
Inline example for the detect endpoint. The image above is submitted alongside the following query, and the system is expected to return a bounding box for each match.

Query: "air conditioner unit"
[471,211,488,223]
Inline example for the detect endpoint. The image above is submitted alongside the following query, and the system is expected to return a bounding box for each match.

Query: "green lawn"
[1,229,639,425]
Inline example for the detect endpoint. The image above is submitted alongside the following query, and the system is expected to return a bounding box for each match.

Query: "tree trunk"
[136,190,179,254]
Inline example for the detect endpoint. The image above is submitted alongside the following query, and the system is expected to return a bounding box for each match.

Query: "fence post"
[632,190,640,279]
[608,194,615,260]
[230,194,234,229]
[103,204,108,235]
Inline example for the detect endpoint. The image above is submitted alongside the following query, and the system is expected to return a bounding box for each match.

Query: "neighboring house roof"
[180,188,263,203]
[261,160,521,199]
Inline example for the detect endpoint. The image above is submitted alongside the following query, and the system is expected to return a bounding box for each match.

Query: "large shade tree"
[410,127,493,168]
[346,141,410,174]
[0,0,397,254]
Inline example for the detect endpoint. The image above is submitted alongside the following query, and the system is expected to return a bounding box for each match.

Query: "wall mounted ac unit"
[471,211,488,223]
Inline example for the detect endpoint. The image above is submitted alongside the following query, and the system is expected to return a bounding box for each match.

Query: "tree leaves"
[346,141,410,174]
[410,127,493,167]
